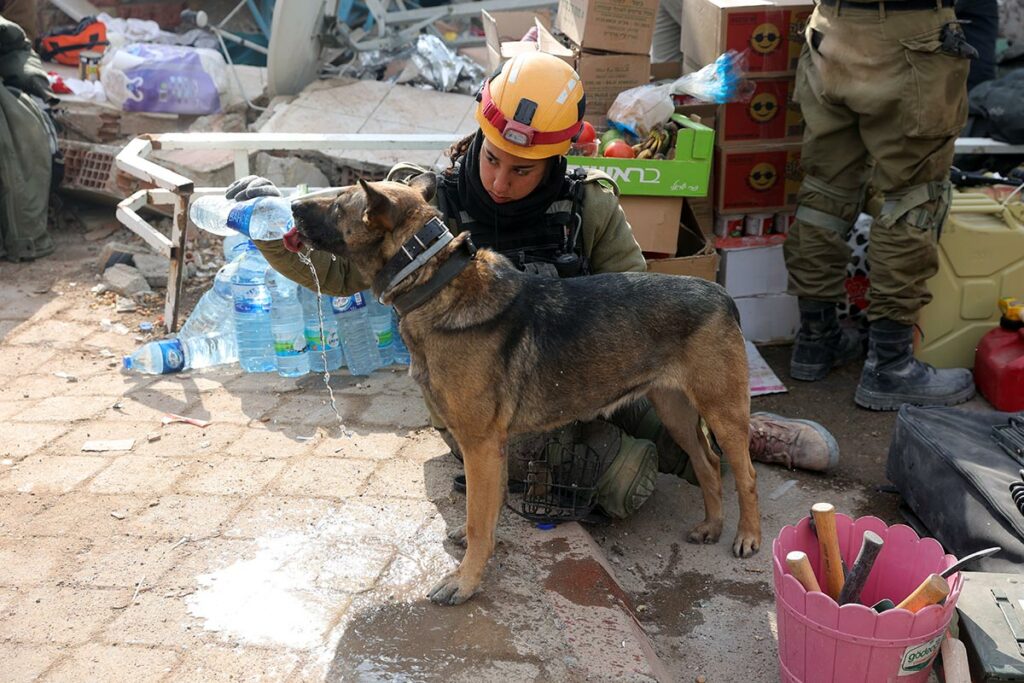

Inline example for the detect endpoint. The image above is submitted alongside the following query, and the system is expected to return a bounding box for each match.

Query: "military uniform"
[785,0,970,324]
[782,0,977,409]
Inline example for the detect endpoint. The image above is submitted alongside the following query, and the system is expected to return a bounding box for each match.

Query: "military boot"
[854,319,975,411]
[749,413,839,472]
[790,299,863,381]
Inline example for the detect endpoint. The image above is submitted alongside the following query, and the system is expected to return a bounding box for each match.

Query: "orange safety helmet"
[475,52,587,160]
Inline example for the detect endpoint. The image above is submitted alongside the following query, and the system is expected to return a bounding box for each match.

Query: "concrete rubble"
[101,263,151,299]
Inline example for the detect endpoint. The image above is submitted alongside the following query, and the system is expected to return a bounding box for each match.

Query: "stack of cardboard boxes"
[680,0,814,342]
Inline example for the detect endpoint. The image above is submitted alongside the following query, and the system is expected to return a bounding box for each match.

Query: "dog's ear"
[358,178,392,229]
[408,172,437,203]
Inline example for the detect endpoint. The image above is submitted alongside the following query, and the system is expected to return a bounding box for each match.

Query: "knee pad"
[876,180,952,233]
[796,175,866,237]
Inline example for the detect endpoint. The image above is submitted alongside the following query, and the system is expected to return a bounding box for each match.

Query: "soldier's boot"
[790,299,863,381]
[854,319,975,411]
[748,412,839,472]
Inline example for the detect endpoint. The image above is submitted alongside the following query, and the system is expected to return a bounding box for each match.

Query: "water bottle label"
[232,284,271,313]
[157,339,186,372]
[273,333,308,357]
[226,202,255,237]
[375,328,394,350]
[332,292,366,314]
[305,327,339,351]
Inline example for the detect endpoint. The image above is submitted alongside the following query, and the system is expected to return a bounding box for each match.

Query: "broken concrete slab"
[95,241,148,273]
[253,152,329,190]
[130,253,169,289]
[254,79,473,173]
[102,264,152,299]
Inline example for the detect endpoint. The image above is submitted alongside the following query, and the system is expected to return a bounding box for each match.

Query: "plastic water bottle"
[299,287,343,372]
[190,195,293,240]
[231,244,276,373]
[223,233,249,262]
[266,268,309,378]
[392,309,410,365]
[365,292,395,366]
[333,292,381,376]
[124,262,239,374]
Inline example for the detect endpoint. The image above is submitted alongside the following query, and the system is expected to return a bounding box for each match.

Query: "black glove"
[225,175,282,201]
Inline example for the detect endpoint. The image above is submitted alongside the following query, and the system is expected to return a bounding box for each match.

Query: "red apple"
[603,140,635,158]
[577,121,596,145]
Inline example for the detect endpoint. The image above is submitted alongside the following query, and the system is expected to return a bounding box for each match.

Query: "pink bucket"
[772,514,963,683]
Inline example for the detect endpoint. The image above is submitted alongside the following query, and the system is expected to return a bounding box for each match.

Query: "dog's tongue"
[282,226,303,253]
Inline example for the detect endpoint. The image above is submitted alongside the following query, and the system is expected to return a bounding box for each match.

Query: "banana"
[636,148,653,160]
[658,130,672,155]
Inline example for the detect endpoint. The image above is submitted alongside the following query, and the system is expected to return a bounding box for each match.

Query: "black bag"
[886,404,1024,573]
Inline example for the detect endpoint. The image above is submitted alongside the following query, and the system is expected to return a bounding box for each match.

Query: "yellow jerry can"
[916,192,1024,368]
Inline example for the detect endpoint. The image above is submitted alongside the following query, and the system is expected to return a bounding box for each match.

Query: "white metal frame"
[115,132,457,332]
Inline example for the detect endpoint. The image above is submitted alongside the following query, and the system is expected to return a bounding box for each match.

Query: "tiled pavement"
[0,263,666,682]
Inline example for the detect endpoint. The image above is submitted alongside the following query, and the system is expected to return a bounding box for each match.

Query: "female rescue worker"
[230,52,838,519]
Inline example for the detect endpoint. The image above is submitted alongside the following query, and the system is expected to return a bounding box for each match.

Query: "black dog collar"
[375,216,477,316]
[376,216,451,293]
[391,237,477,316]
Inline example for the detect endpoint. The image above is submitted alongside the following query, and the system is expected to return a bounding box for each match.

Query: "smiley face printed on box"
[750,22,781,54]
[748,92,779,123]
[748,162,778,191]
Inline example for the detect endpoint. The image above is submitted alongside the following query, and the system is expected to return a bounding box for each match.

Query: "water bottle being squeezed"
[190,195,295,240]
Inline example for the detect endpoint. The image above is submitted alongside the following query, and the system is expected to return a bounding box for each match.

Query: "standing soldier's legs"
[850,7,976,410]
[783,35,869,382]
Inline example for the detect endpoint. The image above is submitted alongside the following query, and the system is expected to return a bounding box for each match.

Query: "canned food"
[79,51,101,82]
[774,211,795,234]
[714,213,745,238]
[744,212,775,236]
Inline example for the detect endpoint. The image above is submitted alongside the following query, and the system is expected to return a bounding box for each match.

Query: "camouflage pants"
[783,4,969,324]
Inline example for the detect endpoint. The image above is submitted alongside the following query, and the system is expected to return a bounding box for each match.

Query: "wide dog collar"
[376,216,477,316]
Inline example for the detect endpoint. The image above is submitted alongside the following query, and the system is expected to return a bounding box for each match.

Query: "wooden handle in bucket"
[786,551,821,593]
[896,574,950,613]
[811,503,844,600]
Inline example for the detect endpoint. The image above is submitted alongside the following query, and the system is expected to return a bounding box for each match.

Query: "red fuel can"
[974,318,1024,412]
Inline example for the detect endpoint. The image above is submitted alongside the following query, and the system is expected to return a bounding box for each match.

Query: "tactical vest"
[435,167,589,278]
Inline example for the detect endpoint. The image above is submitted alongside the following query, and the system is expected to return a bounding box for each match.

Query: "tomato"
[577,121,596,145]
[602,140,635,158]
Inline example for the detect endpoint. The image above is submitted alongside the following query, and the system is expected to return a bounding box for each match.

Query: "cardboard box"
[680,0,812,77]
[567,114,715,197]
[620,195,684,255]
[713,142,802,213]
[645,202,719,280]
[577,52,652,126]
[718,77,803,144]
[734,293,799,342]
[717,239,789,297]
[555,0,659,55]
[534,22,650,125]
[481,10,560,72]
[686,196,714,234]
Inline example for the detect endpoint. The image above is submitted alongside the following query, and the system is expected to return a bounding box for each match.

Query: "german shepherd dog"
[290,175,761,606]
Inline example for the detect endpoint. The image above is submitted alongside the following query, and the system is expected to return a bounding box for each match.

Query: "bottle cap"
[122,356,133,370]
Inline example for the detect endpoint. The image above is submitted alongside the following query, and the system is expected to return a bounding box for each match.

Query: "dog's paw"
[427,571,478,606]
[447,524,467,547]
[687,520,723,545]
[732,531,761,558]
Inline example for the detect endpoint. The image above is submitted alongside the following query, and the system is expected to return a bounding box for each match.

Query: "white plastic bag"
[101,43,229,115]
[606,83,674,137]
